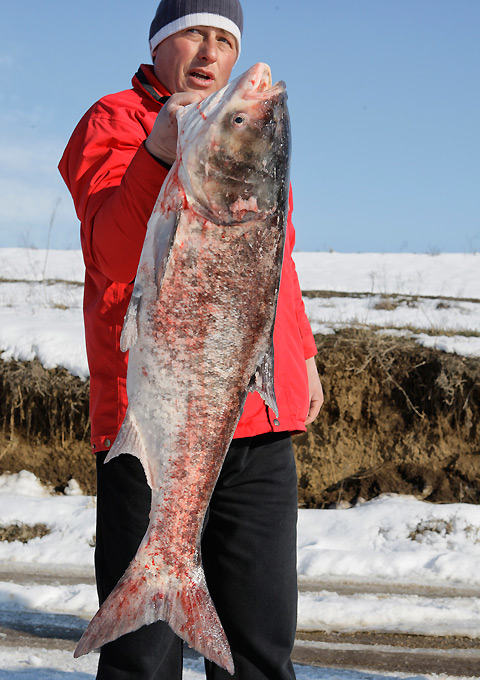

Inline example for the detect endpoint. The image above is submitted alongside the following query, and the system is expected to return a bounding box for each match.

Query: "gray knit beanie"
[149,0,243,56]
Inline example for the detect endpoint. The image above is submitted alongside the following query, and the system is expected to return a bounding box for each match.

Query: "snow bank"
[293,252,480,299]
[1,250,480,380]
[1,472,480,646]
[0,472,95,570]
[0,248,84,283]
[298,495,480,587]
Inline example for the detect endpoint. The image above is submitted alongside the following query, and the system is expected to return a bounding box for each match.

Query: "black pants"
[94,432,298,679]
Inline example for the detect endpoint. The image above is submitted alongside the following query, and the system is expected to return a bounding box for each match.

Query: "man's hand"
[305,356,324,425]
[145,91,204,165]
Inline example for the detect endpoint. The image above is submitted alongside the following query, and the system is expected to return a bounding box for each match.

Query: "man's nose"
[198,36,218,62]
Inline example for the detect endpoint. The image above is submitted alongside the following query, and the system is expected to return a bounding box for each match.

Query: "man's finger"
[167,91,204,118]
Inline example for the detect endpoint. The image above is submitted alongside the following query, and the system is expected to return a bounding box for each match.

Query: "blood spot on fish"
[196,102,207,120]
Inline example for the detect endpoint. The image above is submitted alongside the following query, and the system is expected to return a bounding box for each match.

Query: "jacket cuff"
[143,141,173,172]
[302,332,318,359]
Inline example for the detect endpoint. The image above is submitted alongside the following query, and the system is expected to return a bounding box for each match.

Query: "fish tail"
[74,545,234,674]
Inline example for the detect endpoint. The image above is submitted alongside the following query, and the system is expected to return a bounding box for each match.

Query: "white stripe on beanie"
[150,12,241,56]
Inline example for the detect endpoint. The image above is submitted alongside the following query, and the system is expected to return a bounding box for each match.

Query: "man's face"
[153,26,238,97]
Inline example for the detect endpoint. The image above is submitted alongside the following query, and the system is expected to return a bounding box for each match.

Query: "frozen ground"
[0,248,479,677]
[0,471,479,677]
[0,646,477,680]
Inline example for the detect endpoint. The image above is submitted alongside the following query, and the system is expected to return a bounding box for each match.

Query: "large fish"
[74,62,290,674]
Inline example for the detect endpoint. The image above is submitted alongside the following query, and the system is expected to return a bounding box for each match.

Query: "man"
[59,1,323,678]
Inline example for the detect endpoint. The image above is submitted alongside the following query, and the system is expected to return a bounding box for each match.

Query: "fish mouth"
[242,63,286,101]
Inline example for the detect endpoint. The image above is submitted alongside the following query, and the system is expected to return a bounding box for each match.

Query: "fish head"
[176,63,290,225]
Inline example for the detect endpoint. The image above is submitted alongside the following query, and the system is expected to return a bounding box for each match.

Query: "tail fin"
[74,531,234,674]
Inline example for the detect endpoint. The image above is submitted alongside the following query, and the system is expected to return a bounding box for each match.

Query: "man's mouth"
[190,71,213,81]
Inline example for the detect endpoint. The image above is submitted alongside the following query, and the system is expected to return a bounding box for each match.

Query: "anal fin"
[105,407,155,489]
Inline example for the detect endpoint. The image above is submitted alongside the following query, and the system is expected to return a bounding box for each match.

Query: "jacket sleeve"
[59,108,169,283]
[286,186,318,359]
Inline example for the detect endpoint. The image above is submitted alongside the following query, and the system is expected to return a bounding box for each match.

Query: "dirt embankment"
[1,328,479,505]
[0,358,95,494]
[296,330,480,507]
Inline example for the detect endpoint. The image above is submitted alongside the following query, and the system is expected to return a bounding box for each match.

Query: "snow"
[0,249,86,378]
[2,475,478,618]
[0,471,95,569]
[1,249,479,382]
[0,472,479,677]
[297,495,480,588]
[0,305,87,379]
[0,248,84,283]
[293,252,480,299]
[0,248,479,677]
[298,590,480,638]
[0,581,94,619]
[303,294,480,339]
[1,646,473,680]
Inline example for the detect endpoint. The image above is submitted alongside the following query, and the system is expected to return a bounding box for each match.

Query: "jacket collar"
[132,64,171,105]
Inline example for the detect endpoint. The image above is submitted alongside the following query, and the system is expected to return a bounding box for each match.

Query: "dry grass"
[0,523,50,543]
[0,357,90,445]
[1,328,479,505]
[302,289,480,304]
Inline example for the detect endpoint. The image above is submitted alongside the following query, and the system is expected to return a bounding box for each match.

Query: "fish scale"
[74,62,290,674]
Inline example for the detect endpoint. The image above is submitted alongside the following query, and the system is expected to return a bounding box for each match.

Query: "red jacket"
[59,64,317,453]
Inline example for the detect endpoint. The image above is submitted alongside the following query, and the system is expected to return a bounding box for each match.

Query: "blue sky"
[1,1,479,252]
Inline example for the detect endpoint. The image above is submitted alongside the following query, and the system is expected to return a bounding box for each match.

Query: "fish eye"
[232,113,248,128]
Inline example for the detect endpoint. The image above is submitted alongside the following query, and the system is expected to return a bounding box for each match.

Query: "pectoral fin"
[153,210,179,295]
[120,284,142,352]
[248,346,278,417]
